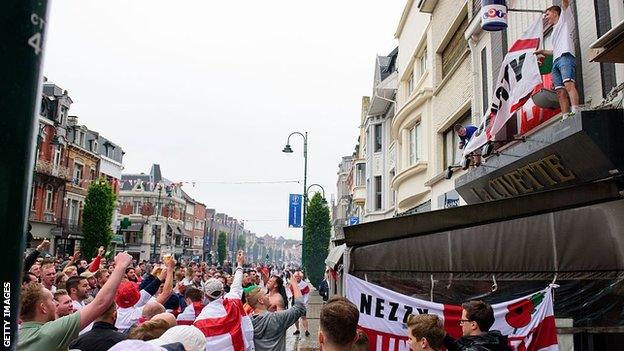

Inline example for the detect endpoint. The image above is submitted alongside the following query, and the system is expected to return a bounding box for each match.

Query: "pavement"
[286,290,324,351]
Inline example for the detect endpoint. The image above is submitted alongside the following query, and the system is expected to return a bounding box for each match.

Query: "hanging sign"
[288,194,303,228]
[482,0,508,31]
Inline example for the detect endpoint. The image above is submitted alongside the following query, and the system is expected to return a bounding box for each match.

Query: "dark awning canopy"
[343,180,624,278]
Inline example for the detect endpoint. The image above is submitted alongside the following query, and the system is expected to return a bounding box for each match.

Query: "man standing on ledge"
[537,0,580,118]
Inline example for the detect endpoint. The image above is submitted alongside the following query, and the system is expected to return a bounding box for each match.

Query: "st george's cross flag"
[345,274,558,351]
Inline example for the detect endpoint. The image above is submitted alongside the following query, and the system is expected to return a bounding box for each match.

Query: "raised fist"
[98,246,105,256]
[114,251,133,268]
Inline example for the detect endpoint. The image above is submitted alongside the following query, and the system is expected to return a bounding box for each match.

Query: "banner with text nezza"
[288,194,302,228]
[345,274,558,351]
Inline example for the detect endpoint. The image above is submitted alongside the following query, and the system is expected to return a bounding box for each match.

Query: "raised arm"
[79,252,132,329]
[562,0,569,10]
[156,259,176,305]
[88,246,105,272]
[226,250,245,298]
[24,240,49,272]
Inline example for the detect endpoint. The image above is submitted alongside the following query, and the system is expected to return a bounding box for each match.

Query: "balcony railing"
[36,160,71,181]
[28,210,57,224]
[472,0,481,17]
[61,219,82,235]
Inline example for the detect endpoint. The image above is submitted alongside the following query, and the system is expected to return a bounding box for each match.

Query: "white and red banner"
[464,17,544,156]
[345,274,558,351]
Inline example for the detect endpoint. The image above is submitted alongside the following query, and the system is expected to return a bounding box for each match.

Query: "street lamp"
[152,183,163,261]
[282,131,307,267]
[306,183,327,204]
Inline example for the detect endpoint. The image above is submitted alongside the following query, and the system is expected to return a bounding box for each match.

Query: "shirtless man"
[265,275,287,311]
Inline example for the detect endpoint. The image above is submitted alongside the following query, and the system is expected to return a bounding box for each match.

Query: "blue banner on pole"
[288,194,303,228]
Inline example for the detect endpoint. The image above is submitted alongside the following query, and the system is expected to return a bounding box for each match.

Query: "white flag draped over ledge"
[464,17,544,156]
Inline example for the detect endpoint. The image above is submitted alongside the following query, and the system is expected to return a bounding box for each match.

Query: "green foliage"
[81,179,116,260]
[217,232,227,266]
[252,243,259,262]
[236,234,246,251]
[303,192,331,288]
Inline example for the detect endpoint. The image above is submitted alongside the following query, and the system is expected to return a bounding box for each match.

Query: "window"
[89,167,96,181]
[106,146,114,158]
[480,47,489,116]
[59,106,68,124]
[185,221,193,230]
[389,170,396,206]
[441,16,469,78]
[594,0,617,98]
[373,124,382,152]
[77,131,85,148]
[133,201,141,214]
[53,146,62,167]
[443,110,472,169]
[409,123,421,166]
[126,231,141,245]
[374,176,382,210]
[418,49,427,77]
[73,162,83,181]
[45,186,54,212]
[30,186,36,210]
[186,203,194,215]
[195,220,204,230]
[355,163,366,187]
[194,237,202,246]
[408,71,414,95]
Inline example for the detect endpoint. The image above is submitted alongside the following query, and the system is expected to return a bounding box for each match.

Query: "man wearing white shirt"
[40,263,57,293]
[66,276,90,311]
[537,0,579,117]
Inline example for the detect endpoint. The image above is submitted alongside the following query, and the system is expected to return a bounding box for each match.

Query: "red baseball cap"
[115,281,140,308]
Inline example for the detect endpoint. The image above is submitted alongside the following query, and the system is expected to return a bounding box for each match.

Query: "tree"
[303,192,331,288]
[236,234,246,251]
[81,179,116,260]
[252,243,259,262]
[217,232,227,266]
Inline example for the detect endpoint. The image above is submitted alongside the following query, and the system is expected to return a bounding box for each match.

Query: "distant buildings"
[29,80,125,256]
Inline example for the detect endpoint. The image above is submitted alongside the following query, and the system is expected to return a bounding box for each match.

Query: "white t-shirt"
[115,306,144,331]
[552,4,576,60]
[72,300,85,311]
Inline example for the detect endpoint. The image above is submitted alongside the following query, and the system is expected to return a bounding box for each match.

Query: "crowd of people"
[18,239,312,351]
[19,239,512,351]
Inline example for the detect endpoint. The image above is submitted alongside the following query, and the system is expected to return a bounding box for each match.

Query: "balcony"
[36,160,71,181]
[61,219,82,236]
[29,210,57,224]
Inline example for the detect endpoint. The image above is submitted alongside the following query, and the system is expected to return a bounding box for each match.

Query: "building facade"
[29,83,73,253]
[362,49,399,222]
[119,164,186,261]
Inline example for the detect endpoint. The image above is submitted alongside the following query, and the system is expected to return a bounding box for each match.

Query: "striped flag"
[176,302,204,325]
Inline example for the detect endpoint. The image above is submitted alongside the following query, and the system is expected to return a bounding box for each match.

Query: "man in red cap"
[115,257,176,332]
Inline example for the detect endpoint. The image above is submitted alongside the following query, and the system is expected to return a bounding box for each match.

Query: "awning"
[167,223,183,235]
[30,222,54,239]
[325,244,346,269]
[589,19,624,63]
[121,223,143,232]
[344,180,624,279]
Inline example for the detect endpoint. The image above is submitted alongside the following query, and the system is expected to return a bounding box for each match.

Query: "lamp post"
[152,184,163,261]
[282,131,307,268]
[306,183,326,202]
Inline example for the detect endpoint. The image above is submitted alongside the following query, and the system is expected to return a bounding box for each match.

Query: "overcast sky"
[43,0,406,240]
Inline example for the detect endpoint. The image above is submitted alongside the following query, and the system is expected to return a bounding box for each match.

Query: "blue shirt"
[460,125,478,143]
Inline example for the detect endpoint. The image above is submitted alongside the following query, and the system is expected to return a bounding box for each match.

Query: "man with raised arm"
[536,0,579,117]
[248,275,307,351]
[194,250,255,351]
[17,251,133,351]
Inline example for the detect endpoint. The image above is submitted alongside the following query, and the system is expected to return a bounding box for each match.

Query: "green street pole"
[1,1,51,349]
